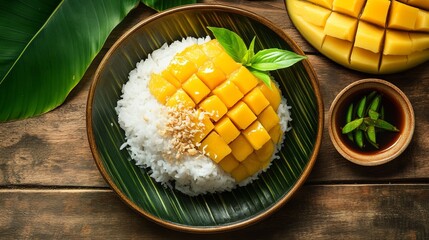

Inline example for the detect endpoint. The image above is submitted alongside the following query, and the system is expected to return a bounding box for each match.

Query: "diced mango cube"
[229,134,254,161]
[298,1,332,27]
[230,164,248,182]
[199,132,231,163]
[213,81,244,108]
[227,101,257,130]
[200,40,223,58]
[213,52,241,76]
[161,70,181,88]
[332,0,365,17]
[197,61,226,90]
[354,21,385,53]
[410,32,429,51]
[193,112,214,143]
[322,36,353,66]
[229,66,259,95]
[242,87,270,115]
[360,0,391,27]
[379,55,408,73]
[307,0,333,9]
[350,47,381,73]
[415,9,429,31]
[258,82,281,111]
[178,44,208,66]
[148,73,177,104]
[199,95,228,122]
[182,74,210,104]
[242,154,262,176]
[269,124,283,144]
[384,30,413,55]
[295,16,326,49]
[214,117,240,144]
[166,55,197,83]
[388,1,419,30]
[255,141,275,163]
[258,106,280,132]
[165,89,195,109]
[324,12,358,41]
[243,121,271,150]
[218,154,240,173]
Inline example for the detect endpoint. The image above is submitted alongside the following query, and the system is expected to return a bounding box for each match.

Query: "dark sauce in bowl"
[335,88,404,154]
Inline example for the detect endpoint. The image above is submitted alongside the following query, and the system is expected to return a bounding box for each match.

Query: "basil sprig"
[208,27,306,87]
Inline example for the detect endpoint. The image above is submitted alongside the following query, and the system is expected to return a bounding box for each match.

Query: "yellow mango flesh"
[214,117,240,144]
[218,155,240,173]
[354,21,385,53]
[243,121,271,150]
[287,0,429,74]
[229,134,254,161]
[360,0,391,27]
[227,101,257,130]
[165,89,195,109]
[212,80,243,108]
[199,95,228,122]
[148,73,177,104]
[229,66,259,94]
[149,39,284,183]
[332,0,365,18]
[324,12,358,42]
[199,132,232,163]
[242,88,270,115]
[182,74,210,104]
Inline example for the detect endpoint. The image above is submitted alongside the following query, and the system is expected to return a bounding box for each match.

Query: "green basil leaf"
[141,0,196,11]
[249,69,272,89]
[342,118,363,134]
[250,48,306,71]
[207,26,247,63]
[0,0,139,122]
[242,36,256,65]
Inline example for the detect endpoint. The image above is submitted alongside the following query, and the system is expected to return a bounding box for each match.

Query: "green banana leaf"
[0,0,194,122]
[142,0,196,11]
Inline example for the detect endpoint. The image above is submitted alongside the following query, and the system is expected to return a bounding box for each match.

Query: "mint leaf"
[207,27,247,63]
[249,69,272,88]
[250,49,307,71]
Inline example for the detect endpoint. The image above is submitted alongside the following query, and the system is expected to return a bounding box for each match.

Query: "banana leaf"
[0,0,195,122]
[0,0,140,122]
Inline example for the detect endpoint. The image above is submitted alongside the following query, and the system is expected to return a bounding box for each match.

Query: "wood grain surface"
[1,0,428,238]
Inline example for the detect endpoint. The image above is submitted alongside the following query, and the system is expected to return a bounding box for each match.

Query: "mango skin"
[287,0,429,74]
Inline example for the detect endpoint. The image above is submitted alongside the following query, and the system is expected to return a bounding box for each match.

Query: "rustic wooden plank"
[1,185,428,239]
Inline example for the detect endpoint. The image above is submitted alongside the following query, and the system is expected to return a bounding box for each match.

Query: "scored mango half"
[287,0,429,74]
[149,39,284,183]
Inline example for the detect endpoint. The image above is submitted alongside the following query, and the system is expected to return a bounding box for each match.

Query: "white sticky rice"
[116,36,292,196]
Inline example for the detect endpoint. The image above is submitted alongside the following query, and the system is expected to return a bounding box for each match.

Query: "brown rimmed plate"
[87,4,323,233]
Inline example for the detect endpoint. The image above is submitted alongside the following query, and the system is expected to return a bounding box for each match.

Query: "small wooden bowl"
[328,78,415,166]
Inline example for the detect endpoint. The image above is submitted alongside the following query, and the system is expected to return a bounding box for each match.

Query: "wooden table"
[1,1,428,238]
